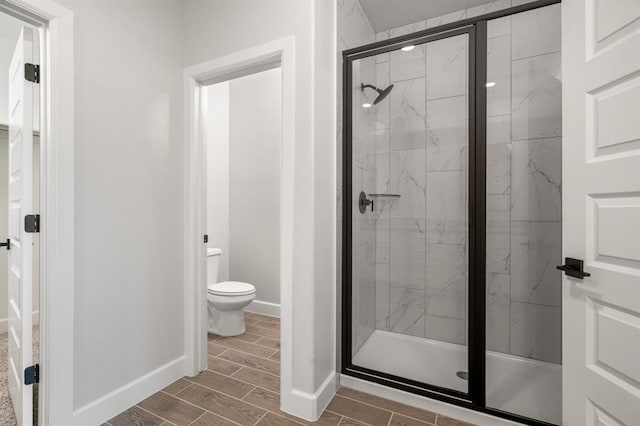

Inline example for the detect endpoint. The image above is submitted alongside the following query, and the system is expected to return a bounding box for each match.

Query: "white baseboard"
[0,311,39,333]
[245,299,280,317]
[339,375,521,426]
[281,372,337,421]
[72,356,186,426]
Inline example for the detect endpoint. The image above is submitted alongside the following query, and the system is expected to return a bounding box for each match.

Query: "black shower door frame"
[341,1,560,425]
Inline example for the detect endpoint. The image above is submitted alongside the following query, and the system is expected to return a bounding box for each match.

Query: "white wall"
[53,0,185,417]
[206,82,230,282]
[229,68,281,306]
[185,0,337,417]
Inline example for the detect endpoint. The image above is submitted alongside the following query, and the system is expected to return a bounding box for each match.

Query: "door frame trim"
[182,35,296,412]
[0,0,75,424]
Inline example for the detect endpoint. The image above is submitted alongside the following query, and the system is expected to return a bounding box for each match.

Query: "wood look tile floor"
[106,313,475,426]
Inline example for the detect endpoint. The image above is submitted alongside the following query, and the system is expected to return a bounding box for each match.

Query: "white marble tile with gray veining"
[425,315,466,345]
[375,31,390,63]
[510,138,561,221]
[426,95,468,172]
[486,194,511,274]
[426,34,468,100]
[510,221,561,307]
[375,61,390,130]
[487,114,510,145]
[389,78,426,150]
[511,4,561,60]
[486,272,510,353]
[426,9,467,29]
[511,52,562,141]
[486,143,511,195]
[510,302,561,364]
[425,243,467,320]
[376,264,390,330]
[390,148,425,220]
[389,219,426,290]
[487,35,511,116]
[390,286,426,338]
[426,170,468,245]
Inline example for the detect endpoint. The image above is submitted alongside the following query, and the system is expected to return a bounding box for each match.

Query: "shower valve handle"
[358,191,374,214]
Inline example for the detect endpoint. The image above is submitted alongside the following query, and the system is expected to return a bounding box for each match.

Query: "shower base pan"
[352,330,561,424]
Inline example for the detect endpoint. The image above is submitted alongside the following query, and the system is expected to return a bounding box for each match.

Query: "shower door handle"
[557,257,591,279]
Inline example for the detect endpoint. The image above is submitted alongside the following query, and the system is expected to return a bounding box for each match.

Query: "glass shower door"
[346,29,471,395]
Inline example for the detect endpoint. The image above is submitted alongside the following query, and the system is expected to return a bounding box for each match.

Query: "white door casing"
[7,26,35,426]
[563,1,640,425]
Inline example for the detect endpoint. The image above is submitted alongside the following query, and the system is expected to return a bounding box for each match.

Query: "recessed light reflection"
[401,45,415,52]
[362,103,372,108]
[486,81,496,88]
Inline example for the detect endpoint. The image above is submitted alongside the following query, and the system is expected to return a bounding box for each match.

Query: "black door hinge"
[25,215,40,233]
[204,234,208,243]
[25,63,40,83]
[24,364,39,385]
[0,239,9,250]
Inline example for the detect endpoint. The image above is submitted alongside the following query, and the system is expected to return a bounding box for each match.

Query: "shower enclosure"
[341,1,561,425]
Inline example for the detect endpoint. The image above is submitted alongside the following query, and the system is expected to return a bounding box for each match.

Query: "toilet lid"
[208,281,255,296]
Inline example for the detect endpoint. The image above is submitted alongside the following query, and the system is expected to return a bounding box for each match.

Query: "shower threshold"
[352,330,561,425]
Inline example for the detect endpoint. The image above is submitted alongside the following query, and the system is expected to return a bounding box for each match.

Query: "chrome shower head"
[361,83,394,105]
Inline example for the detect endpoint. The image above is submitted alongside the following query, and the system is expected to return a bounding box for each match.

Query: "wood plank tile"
[219,349,280,376]
[251,320,280,332]
[232,367,280,392]
[188,370,255,399]
[138,391,204,426]
[207,356,242,376]
[338,418,367,426]
[246,323,280,339]
[436,415,475,426]
[208,342,228,357]
[337,388,437,424]
[108,406,164,426]
[269,351,281,362]
[326,395,391,426]
[191,411,240,426]
[177,384,266,425]
[215,336,278,358]
[256,412,303,426]
[162,378,191,395]
[254,337,281,350]
[210,331,263,343]
[390,413,435,426]
[243,388,341,426]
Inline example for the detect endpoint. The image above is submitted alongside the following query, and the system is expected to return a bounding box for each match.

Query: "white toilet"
[207,248,256,336]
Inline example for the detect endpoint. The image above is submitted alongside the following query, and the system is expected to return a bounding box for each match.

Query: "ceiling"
[0,12,22,41]
[359,0,493,32]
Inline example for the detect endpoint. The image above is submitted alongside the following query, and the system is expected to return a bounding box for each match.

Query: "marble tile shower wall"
[337,0,378,355]
[372,0,562,365]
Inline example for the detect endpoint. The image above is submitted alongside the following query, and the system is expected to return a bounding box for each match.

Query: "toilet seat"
[208,281,255,296]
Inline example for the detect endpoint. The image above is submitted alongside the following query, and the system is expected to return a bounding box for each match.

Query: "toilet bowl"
[206,248,256,336]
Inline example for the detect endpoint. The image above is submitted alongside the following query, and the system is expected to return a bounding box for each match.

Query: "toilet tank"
[207,248,222,284]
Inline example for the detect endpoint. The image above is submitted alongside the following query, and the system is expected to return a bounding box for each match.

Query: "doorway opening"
[341,1,562,425]
[183,36,296,416]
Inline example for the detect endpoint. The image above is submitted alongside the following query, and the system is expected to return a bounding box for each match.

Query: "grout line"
[213,340,279,360]
[335,393,439,425]
[188,411,207,425]
[253,411,269,426]
[135,403,179,426]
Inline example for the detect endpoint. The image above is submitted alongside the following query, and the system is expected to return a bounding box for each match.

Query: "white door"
[563,1,640,425]
[7,26,35,426]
